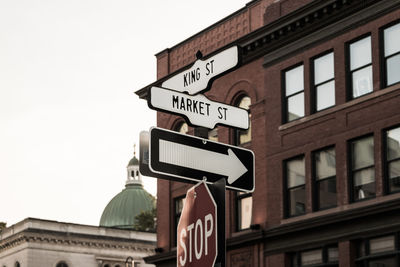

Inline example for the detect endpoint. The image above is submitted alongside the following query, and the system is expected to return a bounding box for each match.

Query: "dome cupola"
[99,145,155,229]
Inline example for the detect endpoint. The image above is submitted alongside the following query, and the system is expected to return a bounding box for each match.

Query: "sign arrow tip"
[226,149,248,184]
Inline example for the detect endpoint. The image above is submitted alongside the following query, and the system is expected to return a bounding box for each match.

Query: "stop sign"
[177,181,217,267]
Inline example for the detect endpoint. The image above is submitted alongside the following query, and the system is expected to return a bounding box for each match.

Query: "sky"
[0,0,248,227]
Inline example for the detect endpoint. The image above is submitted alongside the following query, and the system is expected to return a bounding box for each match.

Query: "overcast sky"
[0,0,248,227]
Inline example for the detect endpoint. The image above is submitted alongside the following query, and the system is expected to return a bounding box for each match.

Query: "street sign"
[139,130,179,181]
[162,46,239,95]
[149,127,255,192]
[177,181,217,267]
[148,86,249,130]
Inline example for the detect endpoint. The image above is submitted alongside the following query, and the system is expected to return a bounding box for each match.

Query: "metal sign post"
[207,178,226,267]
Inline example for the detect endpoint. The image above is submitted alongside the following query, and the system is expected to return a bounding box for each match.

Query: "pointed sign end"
[226,149,248,184]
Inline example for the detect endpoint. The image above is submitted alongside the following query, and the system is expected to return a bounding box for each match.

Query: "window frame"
[312,146,337,211]
[236,191,252,231]
[383,125,400,194]
[380,19,400,88]
[356,233,400,266]
[346,34,373,100]
[232,95,253,231]
[282,63,305,123]
[311,50,335,113]
[379,19,400,89]
[291,245,339,267]
[233,95,251,146]
[348,134,376,203]
[173,195,186,246]
[284,155,306,218]
[174,120,189,134]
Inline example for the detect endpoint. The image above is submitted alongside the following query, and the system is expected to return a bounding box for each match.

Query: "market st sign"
[161,46,239,95]
[148,86,249,130]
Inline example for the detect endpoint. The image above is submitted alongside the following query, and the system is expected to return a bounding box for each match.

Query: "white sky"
[0,0,248,227]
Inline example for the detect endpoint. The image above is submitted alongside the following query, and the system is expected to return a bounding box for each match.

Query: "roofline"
[154,0,259,57]
[136,0,391,100]
[135,0,261,99]
[1,217,156,242]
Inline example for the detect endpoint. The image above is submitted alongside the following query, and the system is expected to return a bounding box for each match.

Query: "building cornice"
[0,230,155,253]
[249,0,400,67]
[0,219,156,254]
[135,0,396,99]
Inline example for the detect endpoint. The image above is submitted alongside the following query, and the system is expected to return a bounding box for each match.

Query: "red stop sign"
[177,181,217,267]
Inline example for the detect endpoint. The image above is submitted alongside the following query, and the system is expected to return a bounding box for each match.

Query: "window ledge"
[280,192,400,227]
[279,84,400,131]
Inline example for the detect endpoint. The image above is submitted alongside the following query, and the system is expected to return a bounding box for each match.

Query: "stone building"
[137,0,400,266]
[0,153,156,267]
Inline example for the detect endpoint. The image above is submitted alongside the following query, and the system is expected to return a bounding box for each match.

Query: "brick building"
[137,0,400,266]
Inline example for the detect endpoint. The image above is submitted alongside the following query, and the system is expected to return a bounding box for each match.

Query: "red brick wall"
[263,8,400,228]
[152,0,400,265]
[155,0,275,79]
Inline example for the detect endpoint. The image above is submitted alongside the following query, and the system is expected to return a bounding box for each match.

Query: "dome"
[127,155,139,167]
[99,183,155,229]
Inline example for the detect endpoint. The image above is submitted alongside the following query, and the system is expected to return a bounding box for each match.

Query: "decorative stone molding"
[1,232,155,253]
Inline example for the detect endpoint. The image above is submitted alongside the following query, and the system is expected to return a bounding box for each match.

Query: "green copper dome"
[127,156,139,167]
[99,183,155,229]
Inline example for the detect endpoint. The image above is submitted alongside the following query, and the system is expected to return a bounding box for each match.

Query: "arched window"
[234,96,251,146]
[14,262,20,267]
[233,95,252,231]
[208,127,218,142]
[56,262,68,267]
[174,121,188,134]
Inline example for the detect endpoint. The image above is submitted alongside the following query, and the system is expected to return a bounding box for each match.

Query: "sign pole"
[207,178,226,267]
[195,128,225,267]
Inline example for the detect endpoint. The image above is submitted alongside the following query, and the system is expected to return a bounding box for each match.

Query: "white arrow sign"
[149,86,249,130]
[149,127,255,192]
[159,139,247,184]
[161,46,239,95]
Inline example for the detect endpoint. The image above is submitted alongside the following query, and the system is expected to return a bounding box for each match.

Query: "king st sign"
[161,46,239,95]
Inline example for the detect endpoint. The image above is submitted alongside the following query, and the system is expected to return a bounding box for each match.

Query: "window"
[236,191,252,230]
[385,127,400,194]
[234,95,252,230]
[285,156,306,217]
[356,235,398,266]
[14,263,20,267]
[314,147,337,210]
[284,65,304,122]
[208,128,218,142]
[173,196,185,245]
[313,52,335,111]
[234,96,251,145]
[348,36,373,99]
[350,136,375,202]
[56,262,68,267]
[175,121,188,134]
[383,22,400,86]
[292,246,339,266]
